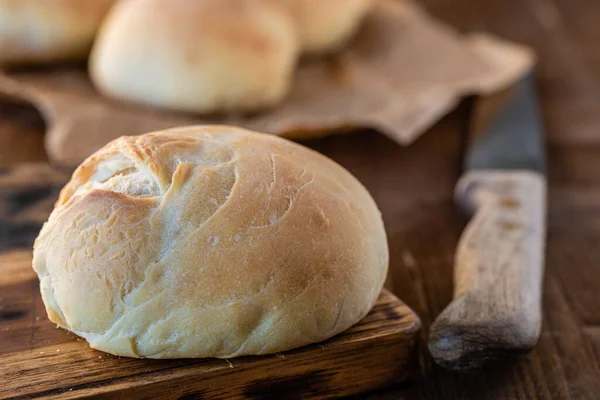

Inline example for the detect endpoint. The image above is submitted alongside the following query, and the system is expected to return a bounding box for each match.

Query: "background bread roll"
[90,0,297,114]
[32,126,389,359]
[284,0,373,53]
[0,0,115,65]
[90,0,373,113]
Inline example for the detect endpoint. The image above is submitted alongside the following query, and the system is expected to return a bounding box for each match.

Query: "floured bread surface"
[0,0,115,65]
[32,126,389,359]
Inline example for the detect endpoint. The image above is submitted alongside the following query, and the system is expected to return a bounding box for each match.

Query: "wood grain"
[429,171,546,369]
[2,0,600,398]
[0,103,46,167]
[0,163,421,400]
[0,249,419,399]
[420,0,600,146]
[0,163,70,251]
[3,97,600,400]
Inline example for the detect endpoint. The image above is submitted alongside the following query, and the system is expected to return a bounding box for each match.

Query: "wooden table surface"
[1,0,600,399]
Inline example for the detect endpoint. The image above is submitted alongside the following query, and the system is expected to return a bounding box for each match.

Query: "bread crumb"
[401,250,417,268]
[269,213,278,224]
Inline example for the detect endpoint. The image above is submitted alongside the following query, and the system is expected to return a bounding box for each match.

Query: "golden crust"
[89,0,373,113]
[283,0,373,53]
[0,0,115,65]
[33,126,389,359]
[90,0,298,113]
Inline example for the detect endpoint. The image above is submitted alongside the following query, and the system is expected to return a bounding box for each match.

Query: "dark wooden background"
[2,0,600,398]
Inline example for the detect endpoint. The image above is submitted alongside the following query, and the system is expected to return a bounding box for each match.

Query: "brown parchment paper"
[0,0,534,166]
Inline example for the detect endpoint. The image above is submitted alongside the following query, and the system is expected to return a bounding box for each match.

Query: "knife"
[428,73,547,371]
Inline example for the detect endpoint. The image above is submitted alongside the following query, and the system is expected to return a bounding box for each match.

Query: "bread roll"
[284,0,373,53]
[90,0,373,113]
[32,126,389,359]
[0,0,115,65]
[90,0,297,114]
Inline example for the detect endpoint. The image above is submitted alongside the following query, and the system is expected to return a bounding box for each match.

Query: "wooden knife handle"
[428,170,547,370]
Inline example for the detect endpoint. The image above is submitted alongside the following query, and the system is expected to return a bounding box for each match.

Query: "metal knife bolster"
[428,74,547,371]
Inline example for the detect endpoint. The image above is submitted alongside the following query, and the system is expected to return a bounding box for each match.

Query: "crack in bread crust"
[32,126,389,359]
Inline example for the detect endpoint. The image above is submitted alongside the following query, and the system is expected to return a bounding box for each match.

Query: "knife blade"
[428,73,547,370]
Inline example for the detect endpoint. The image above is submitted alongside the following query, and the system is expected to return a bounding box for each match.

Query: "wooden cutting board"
[0,164,421,399]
